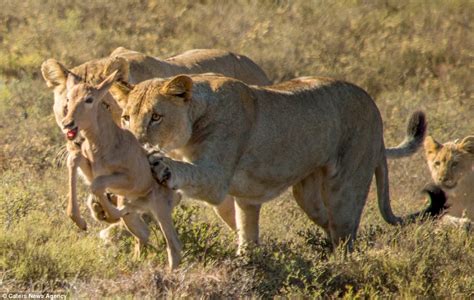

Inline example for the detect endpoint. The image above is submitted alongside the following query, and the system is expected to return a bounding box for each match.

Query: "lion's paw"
[149,156,179,190]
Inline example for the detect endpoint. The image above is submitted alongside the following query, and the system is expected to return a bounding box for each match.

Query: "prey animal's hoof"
[74,217,88,231]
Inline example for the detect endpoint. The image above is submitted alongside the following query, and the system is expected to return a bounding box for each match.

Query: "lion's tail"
[385,111,426,159]
[418,184,449,218]
[375,158,403,225]
[375,158,448,225]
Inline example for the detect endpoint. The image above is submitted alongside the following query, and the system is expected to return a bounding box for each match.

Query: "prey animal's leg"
[148,185,182,270]
[121,212,150,260]
[87,193,121,223]
[66,152,87,230]
[90,173,132,221]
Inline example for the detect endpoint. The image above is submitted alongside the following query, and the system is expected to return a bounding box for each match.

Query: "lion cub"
[61,71,181,269]
[424,135,474,224]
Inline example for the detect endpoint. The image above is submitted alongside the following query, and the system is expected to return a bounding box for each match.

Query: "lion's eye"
[434,161,440,168]
[451,161,458,168]
[151,113,163,123]
[85,97,93,104]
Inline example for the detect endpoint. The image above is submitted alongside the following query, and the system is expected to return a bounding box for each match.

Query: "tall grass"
[0,0,473,297]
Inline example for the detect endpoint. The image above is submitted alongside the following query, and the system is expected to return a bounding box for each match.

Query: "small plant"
[173,204,234,265]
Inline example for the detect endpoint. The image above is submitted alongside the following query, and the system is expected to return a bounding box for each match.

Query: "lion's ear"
[103,56,129,82]
[160,75,193,102]
[109,81,134,109]
[458,136,474,154]
[41,59,69,88]
[424,136,442,155]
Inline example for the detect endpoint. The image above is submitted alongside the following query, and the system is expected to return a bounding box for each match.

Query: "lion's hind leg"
[292,169,330,238]
[322,165,374,252]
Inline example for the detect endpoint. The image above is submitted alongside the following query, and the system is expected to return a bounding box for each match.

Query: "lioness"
[42,47,270,128]
[115,74,429,251]
[41,47,270,231]
[424,136,474,222]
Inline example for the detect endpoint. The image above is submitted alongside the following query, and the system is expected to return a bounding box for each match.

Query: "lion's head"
[115,75,194,153]
[424,135,474,189]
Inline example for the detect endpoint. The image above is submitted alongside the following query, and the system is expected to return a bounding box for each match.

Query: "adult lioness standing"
[41,47,271,231]
[115,74,428,252]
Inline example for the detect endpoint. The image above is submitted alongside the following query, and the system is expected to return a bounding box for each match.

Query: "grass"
[0,0,473,298]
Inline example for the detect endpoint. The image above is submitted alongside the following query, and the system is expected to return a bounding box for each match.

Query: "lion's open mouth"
[66,127,78,140]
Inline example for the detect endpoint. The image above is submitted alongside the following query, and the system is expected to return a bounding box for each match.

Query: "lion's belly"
[228,153,322,202]
[229,172,302,203]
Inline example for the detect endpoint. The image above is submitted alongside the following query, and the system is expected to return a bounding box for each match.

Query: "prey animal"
[62,71,181,269]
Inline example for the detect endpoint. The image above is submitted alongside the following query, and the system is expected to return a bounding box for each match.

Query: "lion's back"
[165,49,271,86]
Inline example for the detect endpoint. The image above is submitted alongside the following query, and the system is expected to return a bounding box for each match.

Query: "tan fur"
[41,47,270,128]
[41,48,270,233]
[118,74,427,252]
[62,72,181,269]
[424,136,474,221]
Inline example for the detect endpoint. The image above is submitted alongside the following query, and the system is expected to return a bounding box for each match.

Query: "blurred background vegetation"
[0,0,473,297]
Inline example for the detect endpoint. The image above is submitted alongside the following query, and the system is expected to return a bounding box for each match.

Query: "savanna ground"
[1,0,473,298]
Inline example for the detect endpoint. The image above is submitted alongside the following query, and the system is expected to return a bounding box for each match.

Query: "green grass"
[1,0,473,297]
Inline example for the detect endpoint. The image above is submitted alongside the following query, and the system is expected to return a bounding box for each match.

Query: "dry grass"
[0,0,473,298]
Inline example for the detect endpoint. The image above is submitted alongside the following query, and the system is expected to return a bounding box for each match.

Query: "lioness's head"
[424,135,474,189]
[114,75,193,152]
[41,56,129,130]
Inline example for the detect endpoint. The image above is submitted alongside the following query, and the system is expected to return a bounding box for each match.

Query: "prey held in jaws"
[41,47,272,235]
[61,71,181,269]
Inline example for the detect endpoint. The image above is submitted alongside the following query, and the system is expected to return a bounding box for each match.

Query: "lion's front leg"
[148,153,229,205]
[235,199,261,255]
[148,155,183,190]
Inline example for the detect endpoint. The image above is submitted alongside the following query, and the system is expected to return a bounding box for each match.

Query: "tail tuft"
[401,183,448,224]
[407,110,427,143]
[421,183,449,218]
[386,111,427,158]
